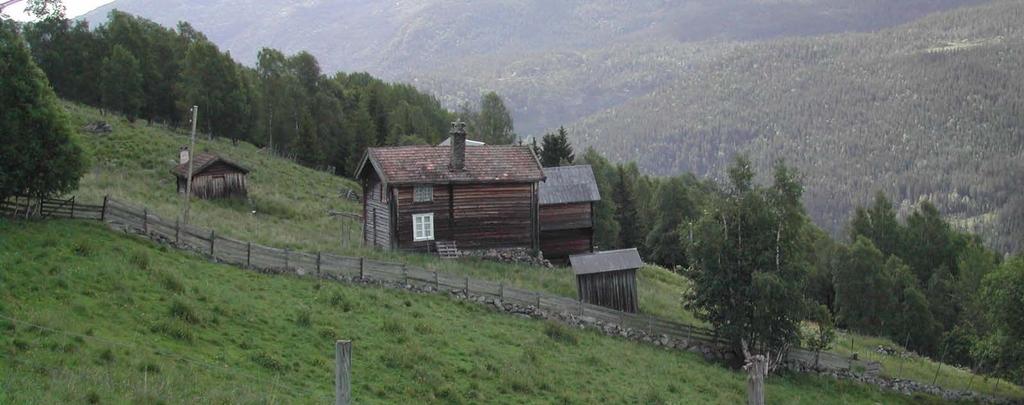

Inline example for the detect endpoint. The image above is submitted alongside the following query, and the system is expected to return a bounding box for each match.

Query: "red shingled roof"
[357,145,544,184]
[171,152,249,178]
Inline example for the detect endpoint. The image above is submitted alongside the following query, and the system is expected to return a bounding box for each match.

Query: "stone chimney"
[450,121,467,171]
[179,146,190,165]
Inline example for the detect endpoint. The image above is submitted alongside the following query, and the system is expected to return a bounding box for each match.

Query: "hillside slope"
[0,220,925,403]
[58,103,1023,400]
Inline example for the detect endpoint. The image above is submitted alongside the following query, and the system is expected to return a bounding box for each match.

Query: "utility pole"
[183,105,198,224]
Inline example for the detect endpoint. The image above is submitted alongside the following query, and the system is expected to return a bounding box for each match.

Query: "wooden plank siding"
[577,269,639,313]
[539,201,594,262]
[392,182,536,251]
[176,161,248,199]
[363,172,392,249]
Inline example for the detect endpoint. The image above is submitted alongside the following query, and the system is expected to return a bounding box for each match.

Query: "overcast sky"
[5,0,114,21]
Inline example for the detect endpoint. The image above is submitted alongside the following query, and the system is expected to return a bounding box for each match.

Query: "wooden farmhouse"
[538,165,601,264]
[570,248,643,313]
[171,148,249,199]
[355,123,545,252]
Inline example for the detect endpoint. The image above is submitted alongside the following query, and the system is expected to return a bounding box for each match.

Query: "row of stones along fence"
[6,195,1007,403]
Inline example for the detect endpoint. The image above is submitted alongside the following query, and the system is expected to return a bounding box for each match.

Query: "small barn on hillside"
[539,165,600,264]
[171,148,249,199]
[570,248,642,313]
[355,122,545,252]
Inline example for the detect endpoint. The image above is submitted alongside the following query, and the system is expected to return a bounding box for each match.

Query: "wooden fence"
[1,196,104,220]
[9,195,864,372]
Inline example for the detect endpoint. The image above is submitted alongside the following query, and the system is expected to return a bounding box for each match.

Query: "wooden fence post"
[70,196,76,218]
[433,271,439,289]
[536,292,541,308]
[499,282,504,300]
[359,258,365,279]
[101,195,108,221]
[335,340,352,405]
[464,276,469,294]
[175,219,181,245]
[246,242,252,268]
[745,355,767,405]
[284,249,290,269]
[209,230,215,257]
[402,264,408,285]
[143,208,148,235]
[578,299,584,316]
[317,252,322,277]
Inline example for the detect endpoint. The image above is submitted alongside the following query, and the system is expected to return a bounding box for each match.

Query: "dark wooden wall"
[576,269,638,313]
[394,184,451,252]
[540,202,593,262]
[363,172,391,249]
[391,182,535,251]
[176,162,247,199]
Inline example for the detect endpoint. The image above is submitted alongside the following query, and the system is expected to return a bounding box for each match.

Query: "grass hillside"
[0,220,929,404]
[60,101,1023,400]
[63,101,701,326]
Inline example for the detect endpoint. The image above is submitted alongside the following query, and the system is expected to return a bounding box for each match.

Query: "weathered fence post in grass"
[284,248,290,269]
[101,195,108,221]
[335,340,351,405]
[464,276,469,294]
[208,230,215,257]
[578,299,584,316]
[402,264,408,285]
[433,271,439,289]
[499,282,504,300]
[316,252,322,277]
[536,292,541,308]
[70,196,75,218]
[359,258,365,279]
[246,242,252,268]
[745,355,767,405]
[175,219,181,245]
[143,208,148,235]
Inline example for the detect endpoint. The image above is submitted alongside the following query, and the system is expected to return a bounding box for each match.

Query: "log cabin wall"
[393,184,452,252]
[176,162,248,199]
[540,201,594,262]
[393,182,536,251]
[363,172,392,249]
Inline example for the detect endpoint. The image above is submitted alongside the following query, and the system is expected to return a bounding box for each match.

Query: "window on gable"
[413,213,434,241]
[414,184,433,202]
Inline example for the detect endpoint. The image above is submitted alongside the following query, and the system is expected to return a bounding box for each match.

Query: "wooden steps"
[435,240,459,259]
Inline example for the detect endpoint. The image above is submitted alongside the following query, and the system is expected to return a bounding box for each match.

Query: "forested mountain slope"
[566,1,1024,253]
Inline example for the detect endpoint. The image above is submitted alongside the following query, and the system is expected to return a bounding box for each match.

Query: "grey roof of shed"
[539,165,601,205]
[570,248,643,275]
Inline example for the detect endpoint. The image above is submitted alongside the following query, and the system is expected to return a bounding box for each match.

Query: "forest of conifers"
[18,11,521,176]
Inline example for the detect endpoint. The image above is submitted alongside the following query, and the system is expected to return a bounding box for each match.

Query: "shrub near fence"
[29,195,862,374]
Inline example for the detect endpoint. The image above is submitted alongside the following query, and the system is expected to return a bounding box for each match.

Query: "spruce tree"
[646,177,695,269]
[539,126,574,167]
[613,165,642,249]
[582,148,619,249]
[0,21,84,200]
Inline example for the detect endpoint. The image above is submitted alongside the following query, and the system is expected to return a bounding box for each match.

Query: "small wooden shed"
[171,150,249,199]
[570,248,643,313]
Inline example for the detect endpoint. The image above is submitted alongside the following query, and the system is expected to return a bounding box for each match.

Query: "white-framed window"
[414,184,433,202]
[413,213,434,241]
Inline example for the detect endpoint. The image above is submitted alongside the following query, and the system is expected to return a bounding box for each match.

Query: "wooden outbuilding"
[354,122,545,252]
[538,165,600,264]
[171,149,249,199]
[570,248,643,313]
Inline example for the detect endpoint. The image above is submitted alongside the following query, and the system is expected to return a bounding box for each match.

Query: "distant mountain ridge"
[80,0,1024,253]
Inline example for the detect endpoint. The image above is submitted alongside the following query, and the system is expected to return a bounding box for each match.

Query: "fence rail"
[8,195,864,372]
